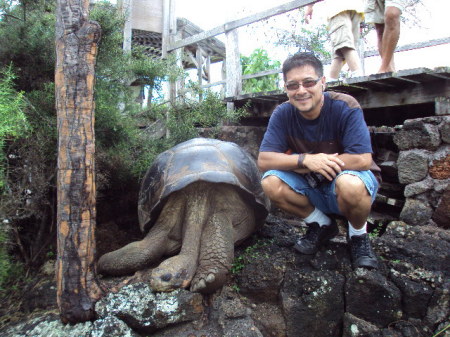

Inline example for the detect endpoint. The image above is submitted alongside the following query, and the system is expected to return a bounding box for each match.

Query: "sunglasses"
[285,78,321,91]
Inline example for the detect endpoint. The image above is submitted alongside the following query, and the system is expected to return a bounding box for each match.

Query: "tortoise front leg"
[150,182,212,291]
[97,192,184,276]
[191,184,255,293]
[190,210,234,293]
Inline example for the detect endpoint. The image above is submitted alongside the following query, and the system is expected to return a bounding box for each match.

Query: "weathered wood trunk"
[55,0,102,323]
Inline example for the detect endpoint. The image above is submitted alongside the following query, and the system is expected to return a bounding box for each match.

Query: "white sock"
[304,207,331,227]
[348,221,367,238]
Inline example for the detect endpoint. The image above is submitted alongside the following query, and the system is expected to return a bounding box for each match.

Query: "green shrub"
[0,65,29,190]
[241,48,281,93]
[0,65,29,291]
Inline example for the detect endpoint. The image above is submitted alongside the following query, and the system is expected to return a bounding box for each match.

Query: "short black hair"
[282,52,324,81]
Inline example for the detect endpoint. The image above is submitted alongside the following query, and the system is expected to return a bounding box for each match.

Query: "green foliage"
[166,83,247,146]
[0,0,56,91]
[0,222,12,291]
[0,219,26,293]
[369,222,384,238]
[0,0,247,292]
[231,239,271,274]
[230,284,240,293]
[0,66,28,136]
[241,48,281,93]
[0,65,29,189]
[273,8,331,62]
[130,45,184,87]
[276,22,331,62]
[90,2,184,182]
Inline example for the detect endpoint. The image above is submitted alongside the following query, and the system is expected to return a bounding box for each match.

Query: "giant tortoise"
[98,138,270,293]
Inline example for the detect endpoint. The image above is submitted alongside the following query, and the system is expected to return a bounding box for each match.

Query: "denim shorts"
[262,170,379,215]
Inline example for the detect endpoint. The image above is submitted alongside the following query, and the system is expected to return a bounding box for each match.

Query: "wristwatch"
[297,154,306,168]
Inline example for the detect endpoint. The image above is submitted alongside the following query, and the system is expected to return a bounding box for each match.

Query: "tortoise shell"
[138,138,270,233]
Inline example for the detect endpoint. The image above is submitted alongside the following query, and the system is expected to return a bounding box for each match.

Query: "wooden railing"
[161,0,450,105]
[162,0,321,107]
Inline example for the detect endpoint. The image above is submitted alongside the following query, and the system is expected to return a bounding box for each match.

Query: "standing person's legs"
[378,5,401,73]
[365,0,404,73]
[328,11,362,80]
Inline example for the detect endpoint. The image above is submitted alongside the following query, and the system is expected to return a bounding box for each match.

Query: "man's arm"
[258,151,371,181]
[258,151,306,172]
[336,153,372,171]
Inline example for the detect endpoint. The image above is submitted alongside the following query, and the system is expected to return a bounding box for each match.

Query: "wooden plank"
[242,68,281,80]
[364,36,450,58]
[168,0,321,51]
[226,68,450,113]
[353,81,450,109]
[201,80,226,89]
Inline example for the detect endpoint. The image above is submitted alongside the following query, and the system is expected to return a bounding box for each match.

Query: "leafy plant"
[0,65,28,189]
[275,18,332,62]
[231,239,271,274]
[166,82,247,145]
[241,48,281,93]
[0,0,248,295]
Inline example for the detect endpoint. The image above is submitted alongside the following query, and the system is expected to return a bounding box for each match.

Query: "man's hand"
[303,153,345,181]
[304,5,314,24]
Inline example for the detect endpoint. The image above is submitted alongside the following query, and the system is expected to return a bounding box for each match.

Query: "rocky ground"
[1,212,449,337]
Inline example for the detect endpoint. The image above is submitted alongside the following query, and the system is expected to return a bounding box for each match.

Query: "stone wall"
[394,116,450,228]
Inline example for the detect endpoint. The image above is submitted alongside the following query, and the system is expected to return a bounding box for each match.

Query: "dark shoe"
[294,220,339,255]
[349,233,378,269]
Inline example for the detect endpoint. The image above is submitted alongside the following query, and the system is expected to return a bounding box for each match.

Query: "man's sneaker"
[349,233,378,269]
[294,220,339,255]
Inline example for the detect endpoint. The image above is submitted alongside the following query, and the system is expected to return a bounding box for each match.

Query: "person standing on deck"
[365,0,405,73]
[305,0,365,81]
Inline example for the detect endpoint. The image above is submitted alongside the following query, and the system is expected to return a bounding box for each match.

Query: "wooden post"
[121,0,133,52]
[197,47,203,100]
[205,53,211,84]
[55,0,103,323]
[161,0,176,58]
[225,28,241,111]
[435,97,450,115]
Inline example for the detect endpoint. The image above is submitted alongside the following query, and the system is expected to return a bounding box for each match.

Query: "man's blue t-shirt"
[260,91,373,156]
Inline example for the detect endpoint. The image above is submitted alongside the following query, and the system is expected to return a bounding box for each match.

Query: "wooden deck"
[225,67,450,126]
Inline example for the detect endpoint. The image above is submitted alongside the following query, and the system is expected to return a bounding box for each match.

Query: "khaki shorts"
[365,0,405,24]
[328,11,362,58]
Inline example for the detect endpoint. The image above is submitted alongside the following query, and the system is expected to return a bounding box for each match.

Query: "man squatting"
[257,52,381,269]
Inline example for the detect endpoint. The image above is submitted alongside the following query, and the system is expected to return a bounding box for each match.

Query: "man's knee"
[335,174,369,205]
[261,175,286,201]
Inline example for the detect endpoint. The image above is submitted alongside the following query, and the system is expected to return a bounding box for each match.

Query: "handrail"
[167,0,321,52]
[162,0,450,102]
[199,37,450,91]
